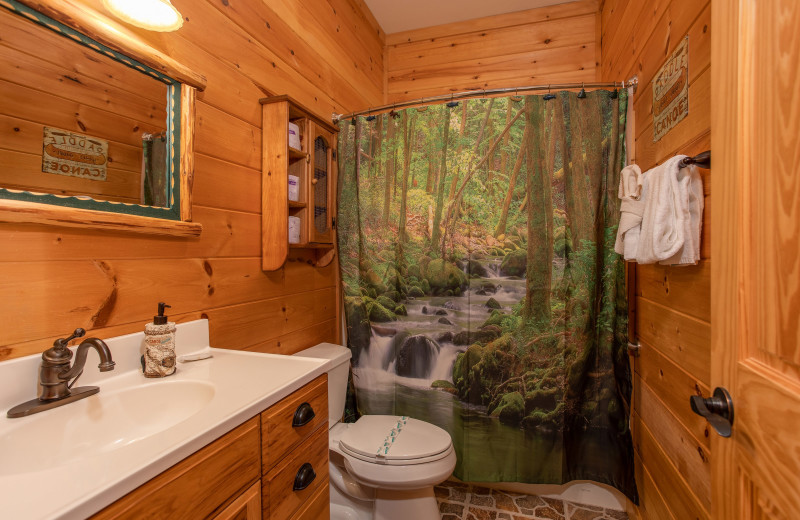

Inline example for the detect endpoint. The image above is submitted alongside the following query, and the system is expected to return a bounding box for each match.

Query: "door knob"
[690,387,734,437]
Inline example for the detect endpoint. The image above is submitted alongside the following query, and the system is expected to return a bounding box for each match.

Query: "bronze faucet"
[7,328,116,418]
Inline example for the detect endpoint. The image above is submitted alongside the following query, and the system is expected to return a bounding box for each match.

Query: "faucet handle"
[54,328,86,349]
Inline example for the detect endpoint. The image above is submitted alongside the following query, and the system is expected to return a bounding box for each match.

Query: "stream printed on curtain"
[337,91,638,502]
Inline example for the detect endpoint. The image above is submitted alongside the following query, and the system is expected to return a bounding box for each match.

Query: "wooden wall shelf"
[260,95,338,271]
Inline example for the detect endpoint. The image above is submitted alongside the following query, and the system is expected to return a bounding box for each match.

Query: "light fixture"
[103,0,184,32]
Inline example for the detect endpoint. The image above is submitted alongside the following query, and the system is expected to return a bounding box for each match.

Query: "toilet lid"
[338,415,453,464]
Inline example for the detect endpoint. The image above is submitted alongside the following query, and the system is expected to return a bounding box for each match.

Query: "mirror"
[0,1,203,235]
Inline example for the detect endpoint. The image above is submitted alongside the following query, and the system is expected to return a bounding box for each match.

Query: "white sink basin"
[0,320,330,520]
[0,380,215,475]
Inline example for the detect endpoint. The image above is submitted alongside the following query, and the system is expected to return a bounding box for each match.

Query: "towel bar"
[678,150,710,169]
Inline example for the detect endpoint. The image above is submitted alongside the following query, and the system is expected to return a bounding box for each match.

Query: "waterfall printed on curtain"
[337,90,637,501]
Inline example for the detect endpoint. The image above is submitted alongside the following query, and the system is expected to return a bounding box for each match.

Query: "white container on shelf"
[288,122,301,150]
[288,175,300,201]
[288,216,301,244]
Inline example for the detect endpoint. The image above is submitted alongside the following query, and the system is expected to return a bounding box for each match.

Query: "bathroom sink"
[0,320,330,520]
[0,380,215,475]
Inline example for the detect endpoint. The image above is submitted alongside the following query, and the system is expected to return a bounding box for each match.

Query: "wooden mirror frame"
[0,0,207,237]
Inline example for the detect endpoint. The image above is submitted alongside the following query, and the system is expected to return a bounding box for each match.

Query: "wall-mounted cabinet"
[260,96,338,271]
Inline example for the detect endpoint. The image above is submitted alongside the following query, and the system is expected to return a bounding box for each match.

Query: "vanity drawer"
[262,421,329,520]
[289,482,330,520]
[261,374,328,472]
[91,417,261,520]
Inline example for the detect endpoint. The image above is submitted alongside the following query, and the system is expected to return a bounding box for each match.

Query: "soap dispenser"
[143,302,176,377]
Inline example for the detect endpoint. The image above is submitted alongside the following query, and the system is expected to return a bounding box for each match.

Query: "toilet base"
[375,487,439,520]
[330,460,441,520]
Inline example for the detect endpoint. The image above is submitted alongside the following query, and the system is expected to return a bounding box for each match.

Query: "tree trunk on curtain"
[523,96,553,323]
[430,105,450,251]
[447,101,469,202]
[397,112,415,264]
[564,96,593,245]
[337,90,637,504]
[425,116,436,194]
[499,101,513,190]
[494,124,528,237]
[382,116,396,226]
[372,114,384,180]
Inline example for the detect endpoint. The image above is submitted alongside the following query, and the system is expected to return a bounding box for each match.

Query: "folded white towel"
[660,162,704,266]
[635,155,704,265]
[614,164,645,260]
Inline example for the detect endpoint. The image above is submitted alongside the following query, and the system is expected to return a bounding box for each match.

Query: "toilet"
[293,343,457,520]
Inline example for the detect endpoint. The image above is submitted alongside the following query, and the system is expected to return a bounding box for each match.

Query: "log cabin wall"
[0,0,383,361]
[600,0,712,518]
[385,0,600,103]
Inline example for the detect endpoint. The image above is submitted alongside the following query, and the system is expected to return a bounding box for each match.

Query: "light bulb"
[103,0,183,32]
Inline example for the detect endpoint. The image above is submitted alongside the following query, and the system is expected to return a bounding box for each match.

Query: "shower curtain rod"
[332,76,639,122]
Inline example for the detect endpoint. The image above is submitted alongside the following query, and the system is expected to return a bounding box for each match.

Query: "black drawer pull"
[293,462,316,491]
[292,402,316,427]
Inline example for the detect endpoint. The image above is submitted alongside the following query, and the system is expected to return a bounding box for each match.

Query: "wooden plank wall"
[0,0,384,361]
[600,0,712,518]
[385,0,600,103]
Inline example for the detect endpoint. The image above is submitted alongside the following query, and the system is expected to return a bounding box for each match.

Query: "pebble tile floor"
[435,481,628,520]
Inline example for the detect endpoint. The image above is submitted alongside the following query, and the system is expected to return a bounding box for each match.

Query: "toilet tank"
[292,343,352,427]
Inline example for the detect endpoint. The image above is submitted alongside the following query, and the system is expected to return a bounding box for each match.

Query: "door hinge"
[332,217,336,228]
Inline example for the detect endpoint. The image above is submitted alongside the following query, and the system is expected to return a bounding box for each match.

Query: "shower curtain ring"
[578,82,587,99]
[446,93,459,108]
[543,84,555,101]
[510,88,522,103]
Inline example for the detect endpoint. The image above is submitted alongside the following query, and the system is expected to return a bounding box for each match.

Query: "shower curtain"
[337,90,637,502]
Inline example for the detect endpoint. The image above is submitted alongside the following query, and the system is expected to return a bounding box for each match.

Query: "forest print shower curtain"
[337,90,637,501]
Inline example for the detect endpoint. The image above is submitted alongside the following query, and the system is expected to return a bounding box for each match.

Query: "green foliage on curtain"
[337,90,637,502]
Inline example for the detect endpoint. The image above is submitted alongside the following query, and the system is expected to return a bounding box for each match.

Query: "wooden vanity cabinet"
[91,417,261,520]
[261,374,329,520]
[214,481,262,520]
[90,375,329,520]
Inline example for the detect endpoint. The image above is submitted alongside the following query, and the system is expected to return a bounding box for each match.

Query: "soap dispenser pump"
[143,302,176,377]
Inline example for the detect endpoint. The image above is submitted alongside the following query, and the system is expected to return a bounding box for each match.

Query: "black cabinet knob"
[292,402,316,428]
[293,462,316,491]
[690,387,734,437]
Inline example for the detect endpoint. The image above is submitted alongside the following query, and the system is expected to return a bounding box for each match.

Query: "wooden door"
[712,1,800,518]
[307,122,335,244]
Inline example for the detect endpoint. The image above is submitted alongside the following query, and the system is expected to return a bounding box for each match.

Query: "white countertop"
[0,320,330,520]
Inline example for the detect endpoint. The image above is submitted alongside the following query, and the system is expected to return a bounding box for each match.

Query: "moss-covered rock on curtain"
[337,90,637,502]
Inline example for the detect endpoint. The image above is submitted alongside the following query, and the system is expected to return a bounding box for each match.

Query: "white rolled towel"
[614,164,645,260]
[635,155,704,265]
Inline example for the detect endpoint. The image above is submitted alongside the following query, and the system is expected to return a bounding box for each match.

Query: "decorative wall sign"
[653,36,689,142]
[42,127,108,181]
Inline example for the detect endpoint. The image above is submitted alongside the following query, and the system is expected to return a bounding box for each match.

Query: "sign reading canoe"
[653,36,689,142]
[41,127,108,181]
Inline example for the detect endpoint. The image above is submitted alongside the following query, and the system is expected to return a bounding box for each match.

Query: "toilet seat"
[342,446,457,491]
[332,415,458,492]
[338,415,453,466]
